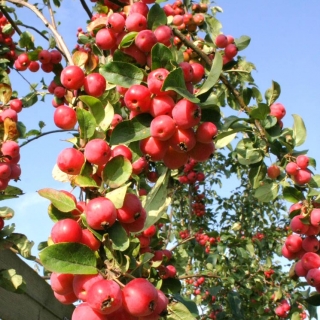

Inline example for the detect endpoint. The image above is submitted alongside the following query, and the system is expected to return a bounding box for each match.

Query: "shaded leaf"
[39,243,97,274]
[254,182,279,202]
[108,221,130,251]
[76,108,97,140]
[283,186,305,203]
[292,114,307,147]
[0,269,26,293]
[147,3,167,30]
[151,43,174,70]
[265,80,281,106]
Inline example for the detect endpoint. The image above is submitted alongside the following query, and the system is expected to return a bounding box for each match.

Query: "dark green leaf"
[18,31,35,50]
[161,278,182,294]
[196,52,222,96]
[38,188,76,212]
[283,186,305,203]
[110,113,152,145]
[249,163,267,189]
[108,221,130,251]
[162,68,199,103]
[48,204,75,222]
[250,103,270,120]
[151,43,174,70]
[76,108,97,140]
[21,92,38,107]
[228,292,244,319]
[173,294,199,317]
[103,155,132,188]
[305,293,320,306]
[39,243,98,274]
[99,62,144,88]
[147,3,167,30]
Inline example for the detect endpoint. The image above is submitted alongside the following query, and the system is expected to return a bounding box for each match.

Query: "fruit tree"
[0,0,319,319]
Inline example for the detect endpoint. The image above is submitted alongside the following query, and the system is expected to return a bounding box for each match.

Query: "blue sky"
[4,0,320,284]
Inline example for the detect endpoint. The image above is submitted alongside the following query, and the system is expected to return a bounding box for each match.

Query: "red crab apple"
[108,12,125,33]
[129,1,149,17]
[296,155,310,169]
[215,34,228,48]
[83,73,107,97]
[73,274,104,301]
[117,193,142,224]
[285,162,299,176]
[53,105,77,130]
[154,25,173,46]
[135,29,157,53]
[122,278,158,317]
[84,139,111,166]
[51,218,82,243]
[190,62,205,84]
[294,260,307,277]
[270,102,286,121]
[9,99,23,113]
[306,268,320,286]
[150,95,175,117]
[141,289,168,320]
[80,229,101,251]
[310,208,320,227]
[0,163,11,179]
[122,208,147,233]
[302,236,319,252]
[0,108,18,122]
[163,146,189,169]
[301,252,320,271]
[150,115,176,141]
[87,279,122,314]
[50,272,74,295]
[85,197,117,230]
[284,234,302,253]
[147,68,170,96]
[0,218,4,231]
[293,169,312,185]
[1,141,20,158]
[290,215,309,234]
[267,164,281,179]
[179,62,194,82]
[60,65,85,90]
[125,12,147,32]
[196,122,218,143]
[57,148,85,175]
[50,49,62,64]
[124,85,152,113]
[28,61,40,72]
[224,43,238,59]
[169,128,196,153]
[111,145,132,162]
[38,49,51,64]
[188,141,215,162]
[172,99,201,129]
[71,302,110,320]
[95,28,117,50]
[54,291,78,305]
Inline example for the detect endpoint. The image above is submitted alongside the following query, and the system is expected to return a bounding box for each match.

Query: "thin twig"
[19,129,78,148]
[80,0,92,20]
[168,235,195,252]
[6,0,73,65]
[46,0,63,51]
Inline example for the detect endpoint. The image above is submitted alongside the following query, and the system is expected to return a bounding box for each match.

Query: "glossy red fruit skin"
[124,85,152,113]
[111,145,133,162]
[60,66,85,90]
[135,30,157,53]
[83,73,107,97]
[50,272,74,295]
[57,148,85,175]
[150,115,176,141]
[267,165,281,179]
[81,229,101,251]
[122,278,158,317]
[53,105,77,130]
[290,214,309,234]
[270,102,286,121]
[163,146,189,169]
[73,274,104,302]
[150,95,175,117]
[117,193,142,224]
[296,155,309,169]
[9,99,23,113]
[172,99,201,129]
[294,169,312,185]
[139,136,169,161]
[87,279,123,315]
[54,291,78,305]
[51,218,82,243]
[85,197,117,230]
[0,217,4,230]
[95,28,117,50]
[122,208,147,233]
[169,128,196,153]
[188,141,215,162]
[195,122,218,143]
[215,34,228,48]
[84,139,111,166]
[71,302,110,320]
[147,68,170,96]
[125,13,147,32]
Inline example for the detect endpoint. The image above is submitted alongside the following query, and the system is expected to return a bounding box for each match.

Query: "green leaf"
[172,294,199,317]
[250,103,270,120]
[305,293,320,306]
[48,35,56,49]
[76,108,97,140]
[48,204,75,222]
[162,68,199,103]
[292,114,307,147]
[38,188,76,212]
[99,62,144,88]
[147,3,167,30]
[248,163,267,189]
[234,35,251,51]
[21,92,38,107]
[215,129,238,149]
[118,32,138,49]
[310,175,320,188]
[283,186,305,203]
[204,16,222,42]
[0,269,26,293]
[0,206,14,220]
[0,83,12,104]
[74,175,98,188]
[235,139,264,165]
[196,52,222,96]
[6,233,35,259]
[143,169,171,230]
[228,292,245,319]
[39,243,98,274]
[105,183,130,209]
[265,80,281,106]
[103,156,132,188]
[108,221,130,251]
[79,95,105,124]
[18,31,35,50]
[254,182,279,202]
[110,113,152,145]
[151,43,174,70]
[161,278,182,295]
[167,300,194,320]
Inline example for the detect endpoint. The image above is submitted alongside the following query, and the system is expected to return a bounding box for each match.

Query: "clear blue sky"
[5,1,320,267]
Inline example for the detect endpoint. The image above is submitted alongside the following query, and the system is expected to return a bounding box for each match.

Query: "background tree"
[0,1,319,319]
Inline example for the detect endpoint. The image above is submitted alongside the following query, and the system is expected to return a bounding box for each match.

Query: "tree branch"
[6,0,73,65]
[0,5,22,35]
[19,129,78,148]
[80,0,92,20]
[46,0,63,51]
